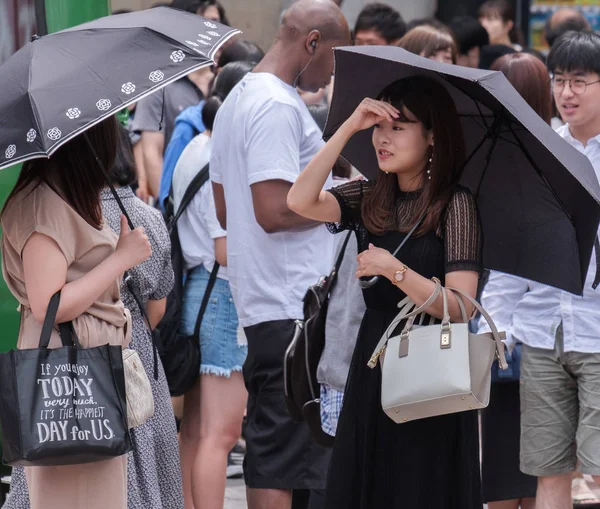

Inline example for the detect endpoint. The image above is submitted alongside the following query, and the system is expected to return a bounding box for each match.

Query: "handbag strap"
[125,274,162,380]
[368,280,443,368]
[358,212,427,290]
[194,262,220,338]
[446,286,508,370]
[39,291,79,349]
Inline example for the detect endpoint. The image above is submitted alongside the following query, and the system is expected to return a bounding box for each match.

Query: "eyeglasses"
[551,76,600,95]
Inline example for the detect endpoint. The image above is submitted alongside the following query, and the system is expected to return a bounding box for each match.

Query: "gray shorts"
[520,324,600,476]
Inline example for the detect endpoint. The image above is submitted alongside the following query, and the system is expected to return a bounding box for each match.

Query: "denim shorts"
[180,265,247,377]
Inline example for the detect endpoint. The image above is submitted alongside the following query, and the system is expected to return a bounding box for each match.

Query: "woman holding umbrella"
[1,117,151,509]
[287,76,483,507]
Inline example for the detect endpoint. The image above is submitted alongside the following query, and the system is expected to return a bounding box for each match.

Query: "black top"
[327,180,483,275]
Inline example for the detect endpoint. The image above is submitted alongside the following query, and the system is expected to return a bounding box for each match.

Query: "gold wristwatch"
[392,264,408,286]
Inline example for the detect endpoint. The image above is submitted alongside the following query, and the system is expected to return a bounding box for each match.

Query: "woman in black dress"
[287,76,483,508]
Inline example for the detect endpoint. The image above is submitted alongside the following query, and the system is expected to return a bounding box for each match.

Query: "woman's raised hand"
[343,98,400,134]
[115,215,152,270]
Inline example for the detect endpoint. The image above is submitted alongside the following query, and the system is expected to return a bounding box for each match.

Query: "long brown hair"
[491,53,552,124]
[398,25,458,64]
[3,116,119,228]
[362,76,466,235]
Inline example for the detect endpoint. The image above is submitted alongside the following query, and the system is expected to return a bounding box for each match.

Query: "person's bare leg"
[247,488,293,509]
[488,500,520,509]
[179,378,202,509]
[172,395,184,421]
[536,473,573,509]
[191,372,247,509]
[521,497,536,509]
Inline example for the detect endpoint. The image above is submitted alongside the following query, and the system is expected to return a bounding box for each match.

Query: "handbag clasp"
[440,323,451,349]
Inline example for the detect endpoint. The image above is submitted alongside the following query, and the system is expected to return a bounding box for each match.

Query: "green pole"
[44,0,111,33]
[0,0,111,354]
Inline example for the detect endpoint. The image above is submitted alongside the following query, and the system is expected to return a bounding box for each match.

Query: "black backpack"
[157,163,220,396]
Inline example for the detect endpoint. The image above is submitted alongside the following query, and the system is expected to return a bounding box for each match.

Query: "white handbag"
[368,280,508,424]
[122,349,155,429]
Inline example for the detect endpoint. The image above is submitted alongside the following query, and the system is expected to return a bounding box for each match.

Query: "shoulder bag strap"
[193,262,221,339]
[359,211,427,290]
[172,164,210,227]
[39,291,79,349]
[125,275,162,380]
[326,231,353,291]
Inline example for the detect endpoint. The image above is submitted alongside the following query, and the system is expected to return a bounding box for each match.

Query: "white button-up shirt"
[478,125,600,353]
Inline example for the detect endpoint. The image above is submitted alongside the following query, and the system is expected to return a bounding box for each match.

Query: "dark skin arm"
[251,179,319,234]
[212,182,227,230]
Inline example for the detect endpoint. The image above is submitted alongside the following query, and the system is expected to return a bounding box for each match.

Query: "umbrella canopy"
[0,7,239,171]
[325,46,600,295]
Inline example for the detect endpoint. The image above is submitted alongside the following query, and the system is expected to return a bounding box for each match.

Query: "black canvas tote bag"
[0,291,132,466]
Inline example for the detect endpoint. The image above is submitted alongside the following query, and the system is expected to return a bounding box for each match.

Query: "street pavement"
[225,478,246,509]
[224,480,493,509]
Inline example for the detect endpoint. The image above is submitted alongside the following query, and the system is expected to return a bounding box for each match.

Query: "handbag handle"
[367,281,503,370]
[447,287,508,370]
[381,280,442,342]
[39,291,77,349]
[398,285,455,340]
[368,280,444,369]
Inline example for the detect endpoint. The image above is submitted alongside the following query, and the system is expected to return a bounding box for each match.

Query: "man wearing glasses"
[518,30,600,509]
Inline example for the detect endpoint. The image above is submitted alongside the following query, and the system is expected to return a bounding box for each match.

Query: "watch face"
[394,271,405,282]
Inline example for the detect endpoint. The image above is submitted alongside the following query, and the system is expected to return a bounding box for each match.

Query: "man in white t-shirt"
[210,1,350,508]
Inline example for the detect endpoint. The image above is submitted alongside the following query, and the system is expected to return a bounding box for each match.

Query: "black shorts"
[243,319,331,490]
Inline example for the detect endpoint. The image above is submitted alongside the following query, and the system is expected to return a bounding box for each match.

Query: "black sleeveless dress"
[324,180,483,509]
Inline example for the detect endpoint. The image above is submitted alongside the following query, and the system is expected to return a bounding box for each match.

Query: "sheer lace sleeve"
[326,180,372,234]
[443,187,483,274]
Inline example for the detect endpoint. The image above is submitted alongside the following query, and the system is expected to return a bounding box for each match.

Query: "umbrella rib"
[474,101,490,130]
[459,114,504,195]
[506,123,573,223]
[475,122,500,198]
[439,77,492,129]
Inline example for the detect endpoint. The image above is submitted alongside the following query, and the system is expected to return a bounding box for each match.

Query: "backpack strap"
[170,163,210,226]
[193,262,221,339]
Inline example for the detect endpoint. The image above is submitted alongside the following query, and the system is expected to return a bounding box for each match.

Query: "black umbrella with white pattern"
[0,7,239,170]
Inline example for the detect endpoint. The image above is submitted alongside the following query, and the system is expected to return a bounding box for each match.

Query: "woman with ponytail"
[173,61,255,509]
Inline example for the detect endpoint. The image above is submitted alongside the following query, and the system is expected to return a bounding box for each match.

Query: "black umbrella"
[324,46,600,295]
[0,7,239,173]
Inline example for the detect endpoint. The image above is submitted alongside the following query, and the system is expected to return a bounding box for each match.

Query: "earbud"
[311,40,317,53]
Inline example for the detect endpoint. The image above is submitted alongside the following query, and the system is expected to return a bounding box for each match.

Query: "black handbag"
[283,231,352,448]
[0,292,132,466]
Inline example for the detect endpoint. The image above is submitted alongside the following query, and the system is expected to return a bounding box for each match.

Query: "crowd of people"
[1,0,600,508]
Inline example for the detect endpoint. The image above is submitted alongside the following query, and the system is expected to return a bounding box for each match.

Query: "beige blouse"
[1,182,131,350]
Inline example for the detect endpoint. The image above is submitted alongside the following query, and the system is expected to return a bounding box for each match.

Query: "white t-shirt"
[172,133,227,278]
[210,72,335,327]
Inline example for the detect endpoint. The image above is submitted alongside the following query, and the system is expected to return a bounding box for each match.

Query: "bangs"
[547,31,600,75]
[477,5,501,19]
[379,98,419,123]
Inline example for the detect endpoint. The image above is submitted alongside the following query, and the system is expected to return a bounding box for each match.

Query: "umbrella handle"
[83,133,135,231]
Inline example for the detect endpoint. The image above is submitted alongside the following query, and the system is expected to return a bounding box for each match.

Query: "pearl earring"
[427,155,433,180]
